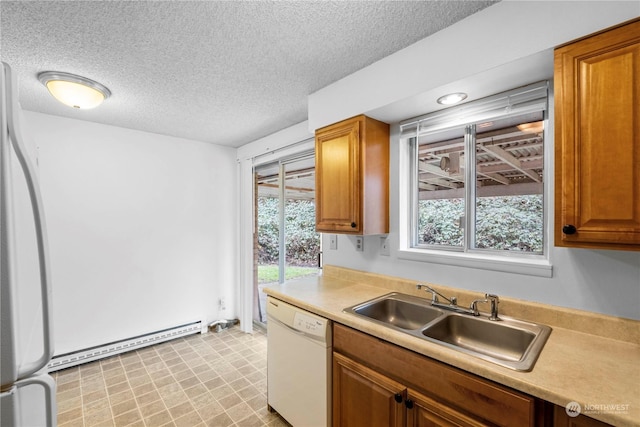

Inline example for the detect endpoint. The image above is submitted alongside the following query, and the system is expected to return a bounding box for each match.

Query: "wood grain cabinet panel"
[333,352,406,427]
[554,19,640,250]
[315,115,389,235]
[333,324,537,427]
[406,389,487,427]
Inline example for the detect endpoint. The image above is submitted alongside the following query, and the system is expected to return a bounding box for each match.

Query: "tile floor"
[52,326,290,427]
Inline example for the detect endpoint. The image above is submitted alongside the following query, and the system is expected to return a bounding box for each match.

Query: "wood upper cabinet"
[554,19,640,250]
[315,115,389,234]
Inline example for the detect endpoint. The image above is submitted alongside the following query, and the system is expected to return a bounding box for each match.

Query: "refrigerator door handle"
[2,63,54,378]
[0,374,57,427]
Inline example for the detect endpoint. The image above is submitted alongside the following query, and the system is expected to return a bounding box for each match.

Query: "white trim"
[237,159,255,333]
[398,82,553,278]
[237,123,316,333]
[48,322,202,372]
[237,121,312,161]
[252,139,314,168]
[397,248,552,278]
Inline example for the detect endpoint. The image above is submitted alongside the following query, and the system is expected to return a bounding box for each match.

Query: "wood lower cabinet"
[406,389,486,427]
[554,19,640,250]
[333,324,538,427]
[315,115,389,235]
[333,352,405,427]
[334,350,487,427]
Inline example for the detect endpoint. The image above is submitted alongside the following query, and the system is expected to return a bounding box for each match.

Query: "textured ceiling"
[1,1,497,147]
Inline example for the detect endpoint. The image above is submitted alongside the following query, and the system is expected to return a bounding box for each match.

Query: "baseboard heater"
[47,321,202,372]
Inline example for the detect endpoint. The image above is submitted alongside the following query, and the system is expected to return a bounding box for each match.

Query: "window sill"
[397,248,552,278]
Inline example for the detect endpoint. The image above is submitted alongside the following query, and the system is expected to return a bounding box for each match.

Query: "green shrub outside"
[418,195,543,253]
[257,197,320,266]
[258,194,543,267]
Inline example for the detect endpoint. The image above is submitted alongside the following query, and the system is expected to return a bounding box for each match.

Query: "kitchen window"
[398,82,552,277]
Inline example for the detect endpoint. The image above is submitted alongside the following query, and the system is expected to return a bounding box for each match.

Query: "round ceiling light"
[436,92,468,106]
[38,71,111,109]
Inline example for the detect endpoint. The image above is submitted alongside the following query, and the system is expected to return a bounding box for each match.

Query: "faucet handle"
[469,298,487,316]
[485,294,500,320]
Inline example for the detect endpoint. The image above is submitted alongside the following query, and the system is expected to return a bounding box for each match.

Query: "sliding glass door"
[253,154,320,324]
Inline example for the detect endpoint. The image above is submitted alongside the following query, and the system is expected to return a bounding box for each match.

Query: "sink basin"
[421,313,551,371]
[344,293,551,371]
[344,293,444,330]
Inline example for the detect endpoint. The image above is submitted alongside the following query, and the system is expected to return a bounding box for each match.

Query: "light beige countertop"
[264,266,640,427]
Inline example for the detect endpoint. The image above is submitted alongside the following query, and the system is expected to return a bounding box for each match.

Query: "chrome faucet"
[417,284,500,320]
[419,284,456,306]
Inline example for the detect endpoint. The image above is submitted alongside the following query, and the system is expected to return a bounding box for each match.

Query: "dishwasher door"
[267,296,331,427]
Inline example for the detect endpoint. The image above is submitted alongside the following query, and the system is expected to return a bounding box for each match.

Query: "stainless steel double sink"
[344,292,551,371]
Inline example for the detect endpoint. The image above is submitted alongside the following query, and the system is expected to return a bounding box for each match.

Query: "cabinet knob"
[405,399,414,409]
[394,393,402,403]
[562,224,577,235]
[350,222,357,228]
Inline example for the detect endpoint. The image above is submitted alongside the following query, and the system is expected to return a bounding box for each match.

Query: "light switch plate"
[380,236,390,256]
[329,234,338,250]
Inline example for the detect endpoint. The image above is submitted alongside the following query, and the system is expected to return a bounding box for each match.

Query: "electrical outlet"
[329,234,338,250]
[219,297,226,311]
[355,237,364,252]
[380,236,390,256]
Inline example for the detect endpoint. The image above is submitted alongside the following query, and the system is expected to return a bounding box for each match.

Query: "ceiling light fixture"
[517,121,544,134]
[436,92,467,106]
[38,71,111,109]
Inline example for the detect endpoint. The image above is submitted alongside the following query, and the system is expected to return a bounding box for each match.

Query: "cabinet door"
[315,118,362,233]
[333,352,405,427]
[406,389,488,427]
[554,19,640,250]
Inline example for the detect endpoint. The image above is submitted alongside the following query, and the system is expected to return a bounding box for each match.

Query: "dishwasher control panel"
[267,296,330,341]
[293,312,325,336]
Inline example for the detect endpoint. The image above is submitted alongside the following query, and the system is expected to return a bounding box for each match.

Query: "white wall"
[24,111,238,355]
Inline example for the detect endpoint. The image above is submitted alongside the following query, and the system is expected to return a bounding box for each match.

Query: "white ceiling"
[0,1,497,148]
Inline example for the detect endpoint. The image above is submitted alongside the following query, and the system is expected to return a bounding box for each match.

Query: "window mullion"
[410,135,420,248]
[464,124,477,251]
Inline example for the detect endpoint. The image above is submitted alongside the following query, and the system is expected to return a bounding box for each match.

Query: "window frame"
[398,82,553,277]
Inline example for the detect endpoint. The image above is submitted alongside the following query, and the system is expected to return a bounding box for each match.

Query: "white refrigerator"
[1,62,57,426]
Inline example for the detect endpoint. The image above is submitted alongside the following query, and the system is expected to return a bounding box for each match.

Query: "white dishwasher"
[267,296,331,427]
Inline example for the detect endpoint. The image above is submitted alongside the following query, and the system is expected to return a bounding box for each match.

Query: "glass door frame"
[253,151,317,325]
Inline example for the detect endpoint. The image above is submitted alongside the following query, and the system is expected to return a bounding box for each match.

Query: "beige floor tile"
[184,383,208,400]
[167,401,196,420]
[58,395,83,414]
[143,409,173,426]
[57,379,81,393]
[113,408,142,427]
[54,328,275,426]
[111,398,139,417]
[108,389,134,407]
[84,406,113,426]
[138,399,167,418]
[203,412,234,427]
[195,401,225,420]
[225,401,254,423]
[57,407,83,425]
